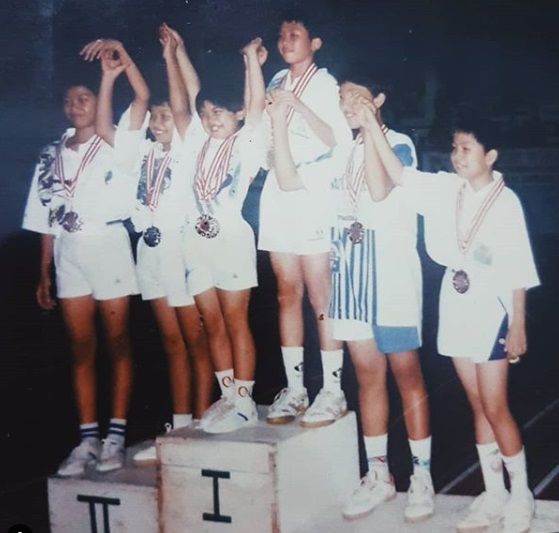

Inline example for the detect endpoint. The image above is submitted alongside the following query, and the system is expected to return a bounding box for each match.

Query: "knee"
[306,285,330,314]
[106,332,131,359]
[161,331,186,357]
[276,281,304,309]
[481,399,510,426]
[355,367,386,392]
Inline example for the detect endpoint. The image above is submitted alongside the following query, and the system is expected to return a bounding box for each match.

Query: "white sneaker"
[266,387,309,425]
[456,490,509,532]
[503,490,534,533]
[404,472,435,523]
[204,398,258,434]
[133,423,173,465]
[342,470,396,521]
[96,438,125,473]
[300,388,347,428]
[57,439,100,477]
[200,397,234,431]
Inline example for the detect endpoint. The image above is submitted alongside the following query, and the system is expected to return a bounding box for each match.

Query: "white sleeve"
[180,113,207,160]
[401,167,459,216]
[238,121,266,182]
[22,146,57,234]
[114,106,149,172]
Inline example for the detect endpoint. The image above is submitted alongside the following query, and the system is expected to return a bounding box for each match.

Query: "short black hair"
[451,107,500,152]
[195,79,244,115]
[278,6,322,39]
[338,71,391,99]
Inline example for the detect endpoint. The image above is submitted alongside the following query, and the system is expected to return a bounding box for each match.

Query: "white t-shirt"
[23,129,131,236]
[402,167,540,313]
[114,107,194,232]
[182,114,265,227]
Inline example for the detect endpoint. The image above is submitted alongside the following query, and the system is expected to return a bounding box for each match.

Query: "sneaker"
[96,438,125,473]
[133,423,173,465]
[342,469,397,521]
[456,490,509,533]
[56,439,100,477]
[266,387,309,425]
[404,472,435,523]
[200,397,234,431]
[204,398,258,434]
[503,490,534,533]
[299,388,347,428]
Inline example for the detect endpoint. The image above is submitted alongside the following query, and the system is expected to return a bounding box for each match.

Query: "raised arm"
[267,94,304,191]
[160,24,190,137]
[163,24,200,118]
[241,38,267,126]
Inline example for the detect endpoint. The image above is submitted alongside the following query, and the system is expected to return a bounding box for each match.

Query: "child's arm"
[36,234,55,310]
[267,95,304,191]
[163,24,200,119]
[505,289,528,361]
[270,88,335,147]
[241,38,267,126]
[160,24,190,137]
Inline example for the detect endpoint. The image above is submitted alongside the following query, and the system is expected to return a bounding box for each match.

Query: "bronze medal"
[195,214,220,239]
[346,221,365,244]
[61,210,82,233]
[452,269,470,294]
[143,226,162,247]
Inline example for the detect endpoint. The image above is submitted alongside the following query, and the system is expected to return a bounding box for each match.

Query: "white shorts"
[331,319,373,341]
[183,219,257,295]
[258,170,331,255]
[137,227,194,307]
[54,227,138,300]
[438,268,508,363]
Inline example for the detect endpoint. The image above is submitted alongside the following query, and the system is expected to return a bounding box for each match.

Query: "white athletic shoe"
[203,398,258,434]
[56,439,100,477]
[342,469,397,521]
[404,472,435,523]
[200,397,235,431]
[503,490,535,533]
[133,423,173,465]
[266,387,309,425]
[299,388,347,428]
[456,490,509,532]
[96,438,125,473]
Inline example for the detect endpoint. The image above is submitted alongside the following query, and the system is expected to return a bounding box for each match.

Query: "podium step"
[296,493,559,533]
[159,407,360,532]
[48,442,158,533]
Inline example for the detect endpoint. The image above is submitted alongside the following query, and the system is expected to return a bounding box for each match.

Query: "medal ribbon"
[195,133,238,202]
[345,125,389,210]
[145,148,172,211]
[456,176,505,255]
[54,134,103,198]
[282,62,318,125]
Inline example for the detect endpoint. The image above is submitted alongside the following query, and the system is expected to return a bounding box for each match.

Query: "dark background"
[0,1,558,531]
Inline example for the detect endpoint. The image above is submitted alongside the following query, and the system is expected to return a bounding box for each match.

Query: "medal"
[195,214,220,239]
[281,62,318,125]
[195,134,237,202]
[346,221,365,244]
[143,226,162,247]
[454,175,505,294]
[61,211,82,233]
[451,269,470,294]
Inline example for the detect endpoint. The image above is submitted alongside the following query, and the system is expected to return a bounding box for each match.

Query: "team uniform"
[114,107,194,307]
[329,129,421,350]
[259,64,352,255]
[181,114,265,294]
[401,167,540,361]
[23,129,138,299]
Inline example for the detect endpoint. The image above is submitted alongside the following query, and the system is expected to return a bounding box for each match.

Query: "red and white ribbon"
[456,176,505,255]
[195,134,238,202]
[282,62,318,125]
[54,135,103,197]
[145,148,172,211]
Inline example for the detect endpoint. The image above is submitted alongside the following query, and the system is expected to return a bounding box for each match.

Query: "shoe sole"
[342,490,397,521]
[96,463,124,473]
[299,409,348,429]
[133,457,157,466]
[405,510,434,523]
[455,522,499,533]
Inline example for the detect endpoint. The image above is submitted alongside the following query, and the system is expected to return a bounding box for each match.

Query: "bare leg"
[59,295,97,424]
[98,296,133,420]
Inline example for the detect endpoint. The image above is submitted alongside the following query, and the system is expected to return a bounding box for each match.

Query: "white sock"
[365,434,390,481]
[215,369,235,400]
[281,347,305,391]
[321,349,343,392]
[235,379,255,413]
[80,422,100,443]
[107,418,126,446]
[477,442,506,495]
[173,413,193,429]
[409,436,432,477]
[502,447,530,496]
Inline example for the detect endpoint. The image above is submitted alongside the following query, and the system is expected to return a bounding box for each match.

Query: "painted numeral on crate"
[76,494,121,533]
[201,469,232,523]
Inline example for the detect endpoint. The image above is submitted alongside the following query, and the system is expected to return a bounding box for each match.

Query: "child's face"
[451,132,496,181]
[339,82,375,130]
[149,104,175,147]
[277,21,320,66]
[199,100,243,140]
[64,86,97,130]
